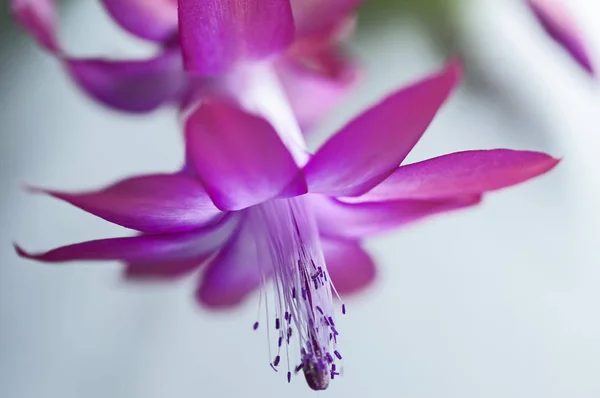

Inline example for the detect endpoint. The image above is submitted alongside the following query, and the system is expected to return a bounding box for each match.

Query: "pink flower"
[15,61,558,389]
[11,0,362,129]
[527,0,594,75]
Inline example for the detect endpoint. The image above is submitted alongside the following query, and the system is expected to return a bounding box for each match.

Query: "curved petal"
[277,45,360,131]
[29,173,222,233]
[178,0,294,75]
[65,50,186,113]
[185,100,306,211]
[347,150,560,202]
[311,194,481,239]
[527,0,594,75]
[12,0,59,52]
[12,0,184,112]
[321,237,375,296]
[304,60,460,197]
[291,0,363,42]
[101,0,178,42]
[196,216,265,309]
[15,213,239,265]
[124,258,207,280]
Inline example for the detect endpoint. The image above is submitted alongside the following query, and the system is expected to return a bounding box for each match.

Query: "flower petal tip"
[445,57,463,85]
[13,243,35,260]
[527,0,595,76]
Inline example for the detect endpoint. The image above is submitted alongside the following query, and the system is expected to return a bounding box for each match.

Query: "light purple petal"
[291,0,363,41]
[312,194,481,239]
[15,213,239,264]
[348,150,560,202]
[101,0,178,42]
[29,173,223,233]
[527,0,594,75]
[185,100,306,211]
[321,237,375,296]
[12,0,59,52]
[178,0,295,75]
[65,50,187,113]
[196,215,264,309]
[277,45,360,130]
[304,60,461,197]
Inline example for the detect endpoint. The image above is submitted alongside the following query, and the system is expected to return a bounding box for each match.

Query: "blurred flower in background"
[11,0,360,131]
[361,0,594,75]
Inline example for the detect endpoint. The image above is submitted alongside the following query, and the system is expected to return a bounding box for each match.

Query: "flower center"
[248,197,343,390]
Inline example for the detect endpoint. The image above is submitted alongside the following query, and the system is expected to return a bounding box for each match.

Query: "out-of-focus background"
[2,0,600,397]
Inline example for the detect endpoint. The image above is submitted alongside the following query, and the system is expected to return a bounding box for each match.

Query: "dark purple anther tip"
[295,363,304,373]
[328,316,335,326]
[316,306,323,315]
[292,288,296,299]
[287,371,291,383]
[334,350,342,360]
[274,355,281,367]
[326,352,334,363]
[275,318,280,330]
[278,336,283,347]
[342,304,346,314]
[253,322,259,330]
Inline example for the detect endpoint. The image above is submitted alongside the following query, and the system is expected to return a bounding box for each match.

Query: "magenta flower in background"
[16,60,558,389]
[11,0,361,130]
[526,0,594,75]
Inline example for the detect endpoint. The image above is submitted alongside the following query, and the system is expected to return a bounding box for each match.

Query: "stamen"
[249,197,343,390]
[253,322,259,330]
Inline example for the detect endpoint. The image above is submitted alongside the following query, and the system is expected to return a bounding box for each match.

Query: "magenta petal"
[124,258,205,280]
[277,45,360,130]
[312,194,481,239]
[291,0,363,41]
[185,101,306,211]
[350,150,560,202]
[178,0,295,75]
[321,237,375,296]
[12,0,59,52]
[527,0,594,75]
[15,213,239,264]
[30,174,222,233]
[196,216,263,309]
[65,51,186,113]
[101,0,177,42]
[304,60,460,197]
